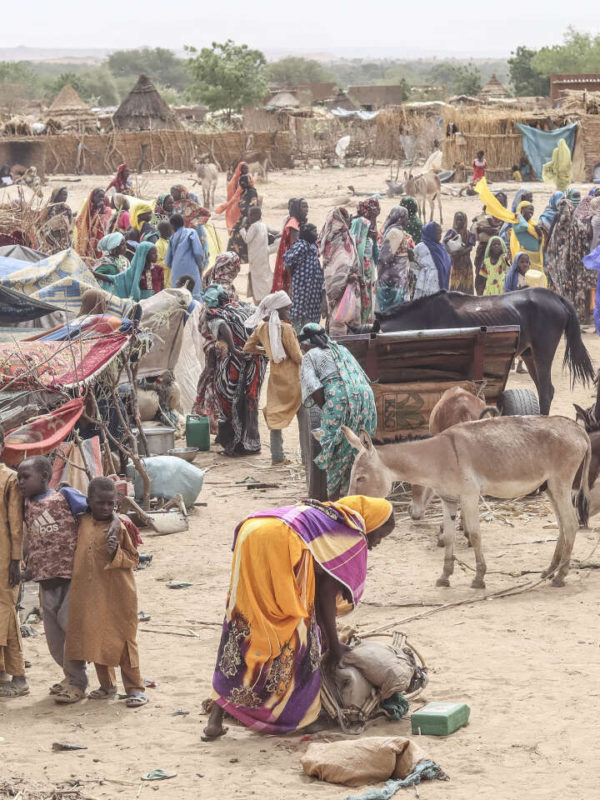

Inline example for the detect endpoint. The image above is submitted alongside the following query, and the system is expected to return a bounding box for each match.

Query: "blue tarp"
[516,122,578,180]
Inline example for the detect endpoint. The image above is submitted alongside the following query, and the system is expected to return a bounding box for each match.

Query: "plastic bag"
[334,284,358,324]
[128,456,204,507]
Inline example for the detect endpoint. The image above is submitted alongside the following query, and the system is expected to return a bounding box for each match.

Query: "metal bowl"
[168,447,199,463]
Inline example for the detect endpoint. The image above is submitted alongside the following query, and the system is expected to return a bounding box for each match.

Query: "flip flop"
[89,686,118,700]
[125,693,148,708]
[0,682,30,698]
[54,685,86,705]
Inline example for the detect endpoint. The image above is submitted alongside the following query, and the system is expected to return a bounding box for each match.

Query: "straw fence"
[441,108,576,180]
[375,107,442,162]
[6,130,294,176]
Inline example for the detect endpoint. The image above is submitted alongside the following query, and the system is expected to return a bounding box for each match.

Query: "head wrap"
[483,235,507,263]
[400,196,423,243]
[421,222,451,289]
[566,188,581,209]
[336,496,393,533]
[204,284,228,308]
[357,197,381,220]
[98,232,124,253]
[382,206,408,236]
[504,251,528,292]
[511,188,533,214]
[539,191,564,230]
[130,202,153,231]
[244,290,292,364]
[298,322,331,349]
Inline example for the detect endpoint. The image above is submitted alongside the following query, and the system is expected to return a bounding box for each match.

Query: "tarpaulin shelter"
[0,248,129,319]
[515,122,579,179]
[2,397,85,466]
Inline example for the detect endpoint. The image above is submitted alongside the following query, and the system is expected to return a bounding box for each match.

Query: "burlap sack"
[340,642,416,700]
[300,736,428,787]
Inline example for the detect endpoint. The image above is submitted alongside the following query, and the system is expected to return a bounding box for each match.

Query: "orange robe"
[66,516,139,667]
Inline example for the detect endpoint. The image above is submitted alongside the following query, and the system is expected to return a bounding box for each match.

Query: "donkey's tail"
[576,439,592,528]
[559,295,595,387]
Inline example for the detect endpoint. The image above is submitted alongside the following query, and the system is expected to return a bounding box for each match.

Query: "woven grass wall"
[580,117,600,180]
[375,108,441,161]
[39,130,293,174]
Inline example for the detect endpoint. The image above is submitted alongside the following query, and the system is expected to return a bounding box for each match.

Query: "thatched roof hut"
[46,84,97,131]
[477,75,511,101]
[113,75,182,131]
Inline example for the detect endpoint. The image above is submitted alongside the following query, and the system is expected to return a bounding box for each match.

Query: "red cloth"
[271,217,299,293]
[473,159,487,182]
[0,332,130,390]
[2,398,84,466]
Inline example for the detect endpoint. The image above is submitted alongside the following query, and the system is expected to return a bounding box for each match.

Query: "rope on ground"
[363,576,549,636]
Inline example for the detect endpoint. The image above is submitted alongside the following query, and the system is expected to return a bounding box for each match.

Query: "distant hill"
[0,46,111,63]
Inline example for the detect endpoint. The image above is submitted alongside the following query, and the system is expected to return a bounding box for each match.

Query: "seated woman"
[93,233,129,278]
[198,284,266,456]
[75,188,112,261]
[130,203,158,244]
[106,163,133,196]
[203,495,395,739]
[96,240,163,301]
[299,323,376,499]
[40,186,73,252]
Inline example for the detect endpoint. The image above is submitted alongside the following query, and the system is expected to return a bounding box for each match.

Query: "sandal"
[125,692,148,708]
[54,685,86,705]
[49,678,69,695]
[89,686,118,700]
[0,682,30,698]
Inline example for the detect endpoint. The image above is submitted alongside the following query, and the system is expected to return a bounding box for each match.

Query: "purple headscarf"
[421,221,451,290]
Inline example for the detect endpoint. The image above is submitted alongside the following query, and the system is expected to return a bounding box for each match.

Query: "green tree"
[508,46,549,96]
[185,40,268,117]
[428,62,482,96]
[532,27,600,76]
[266,57,333,87]
[44,67,120,107]
[108,47,189,91]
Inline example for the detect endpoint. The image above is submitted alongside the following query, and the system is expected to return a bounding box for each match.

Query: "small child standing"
[0,426,28,698]
[66,478,147,708]
[241,206,272,304]
[18,456,120,704]
[472,150,488,184]
[156,221,173,287]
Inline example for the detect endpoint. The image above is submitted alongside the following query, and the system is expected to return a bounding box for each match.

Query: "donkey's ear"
[342,425,363,452]
[359,427,374,451]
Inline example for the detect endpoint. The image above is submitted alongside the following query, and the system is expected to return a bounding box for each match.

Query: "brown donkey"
[344,416,591,589]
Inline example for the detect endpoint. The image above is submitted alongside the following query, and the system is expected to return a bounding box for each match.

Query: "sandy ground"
[1,167,600,799]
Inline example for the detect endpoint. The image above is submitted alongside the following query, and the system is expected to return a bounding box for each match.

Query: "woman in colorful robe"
[203,495,395,739]
[350,197,380,324]
[199,284,266,456]
[443,211,476,294]
[320,207,362,335]
[299,323,376,498]
[106,163,133,196]
[377,206,414,312]
[272,198,309,294]
[74,189,112,261]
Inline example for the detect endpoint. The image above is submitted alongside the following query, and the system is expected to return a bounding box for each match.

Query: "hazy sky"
[6,1,600,58]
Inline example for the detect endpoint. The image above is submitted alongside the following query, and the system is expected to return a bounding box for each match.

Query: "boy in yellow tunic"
[66,478,147,708]
[0,427,28,698]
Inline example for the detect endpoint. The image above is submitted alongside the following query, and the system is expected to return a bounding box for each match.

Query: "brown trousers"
[0,609,24,677]
[94,642,144,694]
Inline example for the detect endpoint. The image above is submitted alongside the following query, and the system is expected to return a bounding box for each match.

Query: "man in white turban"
[244,291,306,465]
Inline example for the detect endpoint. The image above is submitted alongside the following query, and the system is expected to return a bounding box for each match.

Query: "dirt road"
[2,166,599,799]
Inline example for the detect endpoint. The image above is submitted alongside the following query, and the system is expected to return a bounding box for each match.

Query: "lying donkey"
[344,416,591,589]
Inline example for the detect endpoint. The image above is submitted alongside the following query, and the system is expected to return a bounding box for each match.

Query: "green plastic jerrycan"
[186,414,210,451]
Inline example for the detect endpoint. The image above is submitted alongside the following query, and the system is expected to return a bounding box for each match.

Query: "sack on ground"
[340,641,417,700]
[301,736,428,786]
